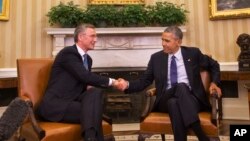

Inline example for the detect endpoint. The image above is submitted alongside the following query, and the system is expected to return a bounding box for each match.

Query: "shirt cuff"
[109,78,115,86]
[126,81,129,89]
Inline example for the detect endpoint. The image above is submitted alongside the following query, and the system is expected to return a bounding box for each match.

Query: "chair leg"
[104,134,115,141]
[138,134,146,141]
[161,134,165,141]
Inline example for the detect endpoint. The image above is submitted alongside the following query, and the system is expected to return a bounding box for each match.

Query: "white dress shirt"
[76,45,114,86]
[167,48,190,89]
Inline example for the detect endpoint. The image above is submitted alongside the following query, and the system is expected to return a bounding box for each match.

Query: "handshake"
[112,78,129,91]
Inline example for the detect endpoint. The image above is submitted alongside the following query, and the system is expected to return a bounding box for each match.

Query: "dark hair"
[164,26,183,40]
[74,24,95,42]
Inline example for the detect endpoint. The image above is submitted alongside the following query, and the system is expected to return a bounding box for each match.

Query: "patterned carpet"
[114,135,229,141]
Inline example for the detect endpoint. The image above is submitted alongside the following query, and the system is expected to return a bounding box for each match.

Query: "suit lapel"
[161,52,169,90]
[181,48,194,86]
[87,55,92,71]
[73,44,92,71]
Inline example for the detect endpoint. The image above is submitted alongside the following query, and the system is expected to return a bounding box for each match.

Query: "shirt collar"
[76,44,87,56]
[169,47,181,61]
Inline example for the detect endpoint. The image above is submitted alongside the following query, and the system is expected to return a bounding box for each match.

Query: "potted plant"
[146,2,188,26]
[84,5,117,27]
[46,1,85,28]
[120,5,147,27]
[46,1,188,28]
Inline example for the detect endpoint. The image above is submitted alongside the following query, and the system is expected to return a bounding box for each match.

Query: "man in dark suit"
[37,24,118,141]
[117,26,222,141]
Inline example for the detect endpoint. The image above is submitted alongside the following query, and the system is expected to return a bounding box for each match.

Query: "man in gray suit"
[38,24,118,141]
[117,26,222,141]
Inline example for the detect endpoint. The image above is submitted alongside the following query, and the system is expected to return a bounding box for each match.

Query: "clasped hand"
[112,78,128,91]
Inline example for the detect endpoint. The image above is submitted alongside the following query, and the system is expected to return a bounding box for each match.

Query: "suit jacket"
[125,46,220,111]
[38,45,110,121]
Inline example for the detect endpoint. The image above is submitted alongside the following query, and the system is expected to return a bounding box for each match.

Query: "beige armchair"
[138,70,222,141]
[17,58,115,141]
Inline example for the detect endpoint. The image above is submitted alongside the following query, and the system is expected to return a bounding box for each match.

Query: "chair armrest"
[25,100,45,140]
[146,88,156,97]
[140,88,157,121]
[210,93,220,126]
[102,114,112,125]
[140,96,151,121]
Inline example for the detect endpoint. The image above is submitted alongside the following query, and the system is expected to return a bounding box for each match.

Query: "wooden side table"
[0,77,18,106]
[221,71,250,81]
[0,77,17,89]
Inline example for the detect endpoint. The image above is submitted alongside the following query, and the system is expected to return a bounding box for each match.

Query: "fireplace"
[94,68,154,123]
[105,94,132,121]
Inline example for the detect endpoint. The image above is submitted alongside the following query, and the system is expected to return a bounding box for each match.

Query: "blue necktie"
[83,54,89,71]
[170,55,177,87]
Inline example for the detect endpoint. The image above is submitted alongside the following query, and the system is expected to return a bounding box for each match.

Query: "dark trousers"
[155,83,201,141]
[61,88,104,141]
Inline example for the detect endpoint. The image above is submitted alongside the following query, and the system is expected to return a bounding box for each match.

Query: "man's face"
[161,32,181,54]
[78,28,97,51]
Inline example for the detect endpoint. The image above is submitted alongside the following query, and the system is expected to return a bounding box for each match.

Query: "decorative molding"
[46,27,187,35]
[0,68,17,78]
[46,27,186,67]
[219,62,238,71]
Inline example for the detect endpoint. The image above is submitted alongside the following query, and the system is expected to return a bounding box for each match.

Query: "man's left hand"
[209,82,222,98]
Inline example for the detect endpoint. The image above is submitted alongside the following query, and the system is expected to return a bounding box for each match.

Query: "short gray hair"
[74,24,95,42]
[164,26,183,40]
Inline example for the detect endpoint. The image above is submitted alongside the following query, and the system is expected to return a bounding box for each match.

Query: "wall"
[0,0,250,68]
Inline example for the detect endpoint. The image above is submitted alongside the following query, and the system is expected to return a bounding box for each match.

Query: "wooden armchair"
[16,58,115,141]
[138,70,222,141]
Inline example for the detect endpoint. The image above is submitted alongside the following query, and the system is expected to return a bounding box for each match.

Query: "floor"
[111,118,250,141]
[1,106,250,141]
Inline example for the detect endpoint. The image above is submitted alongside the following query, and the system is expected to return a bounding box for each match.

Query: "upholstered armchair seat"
[20,122,81,141]
[140,112,218,136]
[20,120,113,141]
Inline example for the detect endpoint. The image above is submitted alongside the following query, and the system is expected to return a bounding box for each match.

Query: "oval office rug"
[115,135,229,141]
